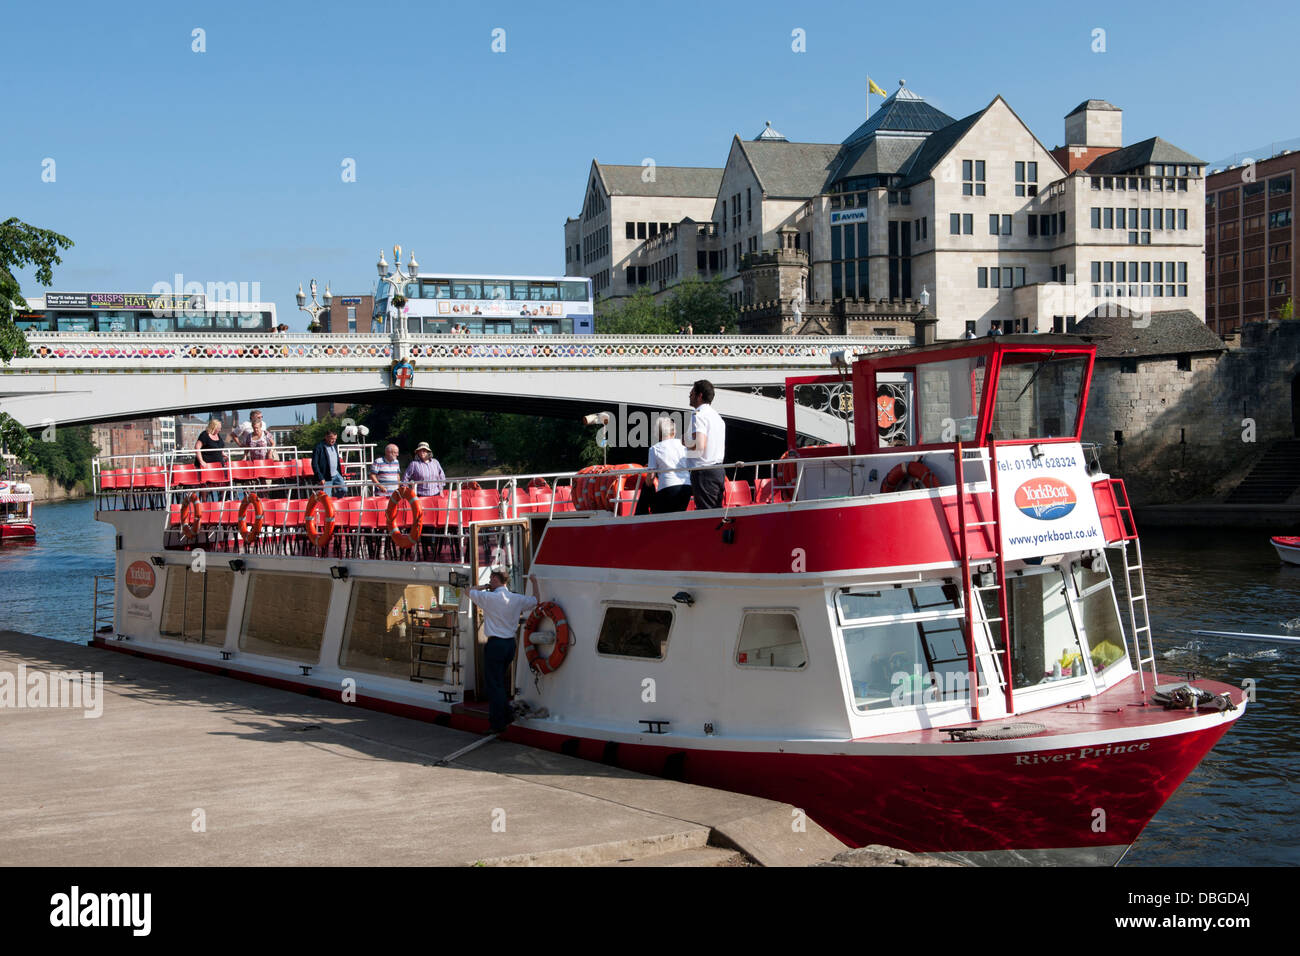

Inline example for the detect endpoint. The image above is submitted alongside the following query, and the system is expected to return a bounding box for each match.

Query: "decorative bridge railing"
[8,332,912,371]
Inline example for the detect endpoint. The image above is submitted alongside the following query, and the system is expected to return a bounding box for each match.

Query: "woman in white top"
[636,417,691,514]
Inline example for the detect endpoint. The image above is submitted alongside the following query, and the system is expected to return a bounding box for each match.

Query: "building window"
[1001,215,1012,235]
[1269,175,1292,195]
[962,213,973,235]
[950,213,961,235]
[1120,359,1138,374]
[989,214,999,235]
[962,159,986,196]
[1090,208,1101,229]
[1177,355,1192,372]
[1014,267,1025,286]
[1270,210,1293,229]
[1178,209,1188,230]
[977,267,988,288]
[1015,161,1038,197]
[1104,208,1114,229]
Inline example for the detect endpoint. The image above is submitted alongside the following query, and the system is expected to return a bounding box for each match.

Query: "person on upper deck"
[635,417,690,515]
[685,379,726,511]
[370,444,402,494]
[312,429,348,497]
[237,410,275,461]
[403,442,446,495]
[195,418,228,464]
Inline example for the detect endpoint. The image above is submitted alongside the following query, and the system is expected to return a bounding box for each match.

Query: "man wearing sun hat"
[402,441,446,495]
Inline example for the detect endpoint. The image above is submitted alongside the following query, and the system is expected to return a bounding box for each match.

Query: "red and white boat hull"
[1271,536,1300,565]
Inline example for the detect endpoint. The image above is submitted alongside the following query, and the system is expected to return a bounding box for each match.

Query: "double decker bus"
[16,293,277,333]
[375,274,594,335]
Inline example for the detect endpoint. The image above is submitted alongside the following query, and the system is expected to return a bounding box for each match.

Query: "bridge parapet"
[9,333,912,372]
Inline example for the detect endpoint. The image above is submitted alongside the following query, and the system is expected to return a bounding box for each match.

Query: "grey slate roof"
[595,162,723,197]
[1073,309,1224,358]
[1084,137,1204,175]
[841,86,956,146]
[828,135,926,184]
[737,140,843,198]
[1067,99,1120,116]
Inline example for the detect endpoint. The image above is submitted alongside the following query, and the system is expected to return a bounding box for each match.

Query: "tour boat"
[91,335,1246,866]
[0,480,36,541]
[1271,536,1300,565]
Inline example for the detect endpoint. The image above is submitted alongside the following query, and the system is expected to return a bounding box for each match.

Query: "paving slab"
[0,632,847,867]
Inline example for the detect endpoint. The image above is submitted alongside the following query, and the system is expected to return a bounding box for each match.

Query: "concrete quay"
[0,631,849,867]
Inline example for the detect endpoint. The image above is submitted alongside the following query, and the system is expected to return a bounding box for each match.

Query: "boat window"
[983,568,1087,688]
[341,581,447,679]
[916,357,984,444]
[159,566,232,645]
[990,354,1088,440]
[736,611,806,669]
[837,584,971,710]
[239,572,331,663]
[596,605,673,660]
[1071,559,1128,672]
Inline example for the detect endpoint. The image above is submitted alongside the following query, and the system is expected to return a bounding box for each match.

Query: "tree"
[1,218,74,458]
[24,425,98,490]
[1279,297,1295,321]
[594,287,674,334]
[1,217,74,363]
[665,276,738,334]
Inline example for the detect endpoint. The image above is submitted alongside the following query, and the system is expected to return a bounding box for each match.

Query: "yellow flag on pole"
[868,77,887,97]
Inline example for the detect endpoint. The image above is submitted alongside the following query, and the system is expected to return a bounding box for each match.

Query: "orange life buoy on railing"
[881,460,941,493]
[775,450,800,502]
[573,465,612,511]
[180,492,202,542]
[386,485,423,549]
[304,491,336,549]
[523,600,571,675]
[237,493,264,545]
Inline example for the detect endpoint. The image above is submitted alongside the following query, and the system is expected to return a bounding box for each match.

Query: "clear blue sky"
[5,0,1297,331]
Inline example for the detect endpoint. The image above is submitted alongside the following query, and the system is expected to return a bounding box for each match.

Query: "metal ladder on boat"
[1109,479,1157,699]
[91,574,115,640]
[953,443,1014,720]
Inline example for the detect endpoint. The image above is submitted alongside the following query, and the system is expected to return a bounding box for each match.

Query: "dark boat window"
[597,605,673,660]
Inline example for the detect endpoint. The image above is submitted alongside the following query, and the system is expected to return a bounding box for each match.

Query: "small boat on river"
[0,480,36,541]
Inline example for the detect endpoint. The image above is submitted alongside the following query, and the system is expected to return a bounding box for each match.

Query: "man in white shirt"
[684,379,726,510]
[636,417,691,514]
[468,569,540,733]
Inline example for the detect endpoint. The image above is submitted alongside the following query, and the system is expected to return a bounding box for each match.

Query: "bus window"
[423,318,451,334]
[461,320,484,334]
[560,280,590,302]
[178,314,213,330]
[451,280,482,299]
[529,283,559,301]
[421,279,449,299]
[403,282,419,299]
[238,313,270,330]
[56,315,95,332]
[485,319,512,335]
[137,316,176,333]
[99,316,130,332]
[510,281,531,300]
[559,318,574,334]
[211,313,235,329]
[483,281,510,300]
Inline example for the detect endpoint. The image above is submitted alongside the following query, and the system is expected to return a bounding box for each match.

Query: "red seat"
[754,478,773,503]
[552,486,574,512]
[252,461,278,483]
[527,489,553,515]
[724,480,754,508]
[200,462,230,486]
[230,460,258,482]
[167,504,181,526]
[99,469,125,492]
[459,489,498,525]
[144,466,166,490]
[171,464,201,488]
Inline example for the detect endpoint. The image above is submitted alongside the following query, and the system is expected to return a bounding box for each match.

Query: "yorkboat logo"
[1013,477,1077,520]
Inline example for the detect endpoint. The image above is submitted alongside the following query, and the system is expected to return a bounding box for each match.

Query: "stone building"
[1077,310,1300,504]
[565,85,1206,340]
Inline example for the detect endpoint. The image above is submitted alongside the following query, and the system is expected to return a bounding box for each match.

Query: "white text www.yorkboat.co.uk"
[0,665,104,718]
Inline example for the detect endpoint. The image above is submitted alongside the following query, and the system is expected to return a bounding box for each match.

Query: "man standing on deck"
[468,569,540,733]
[685,379,726,510]
[312,429,348,497]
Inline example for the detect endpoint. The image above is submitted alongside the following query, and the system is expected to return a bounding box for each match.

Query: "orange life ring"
[573,465,613,511]
[237,493,264,545]
[527,477,550,491]
[523,600,570,675]
[304,491,336,549]
[180,492,202,542]
[881,460,941,493]
[386,485,424,549]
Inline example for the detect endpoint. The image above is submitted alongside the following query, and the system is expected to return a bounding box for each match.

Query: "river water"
[1,499,1296,865]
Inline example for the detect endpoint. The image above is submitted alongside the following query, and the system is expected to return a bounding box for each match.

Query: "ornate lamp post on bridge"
[297,279,332,333]
[376,245,419,336]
